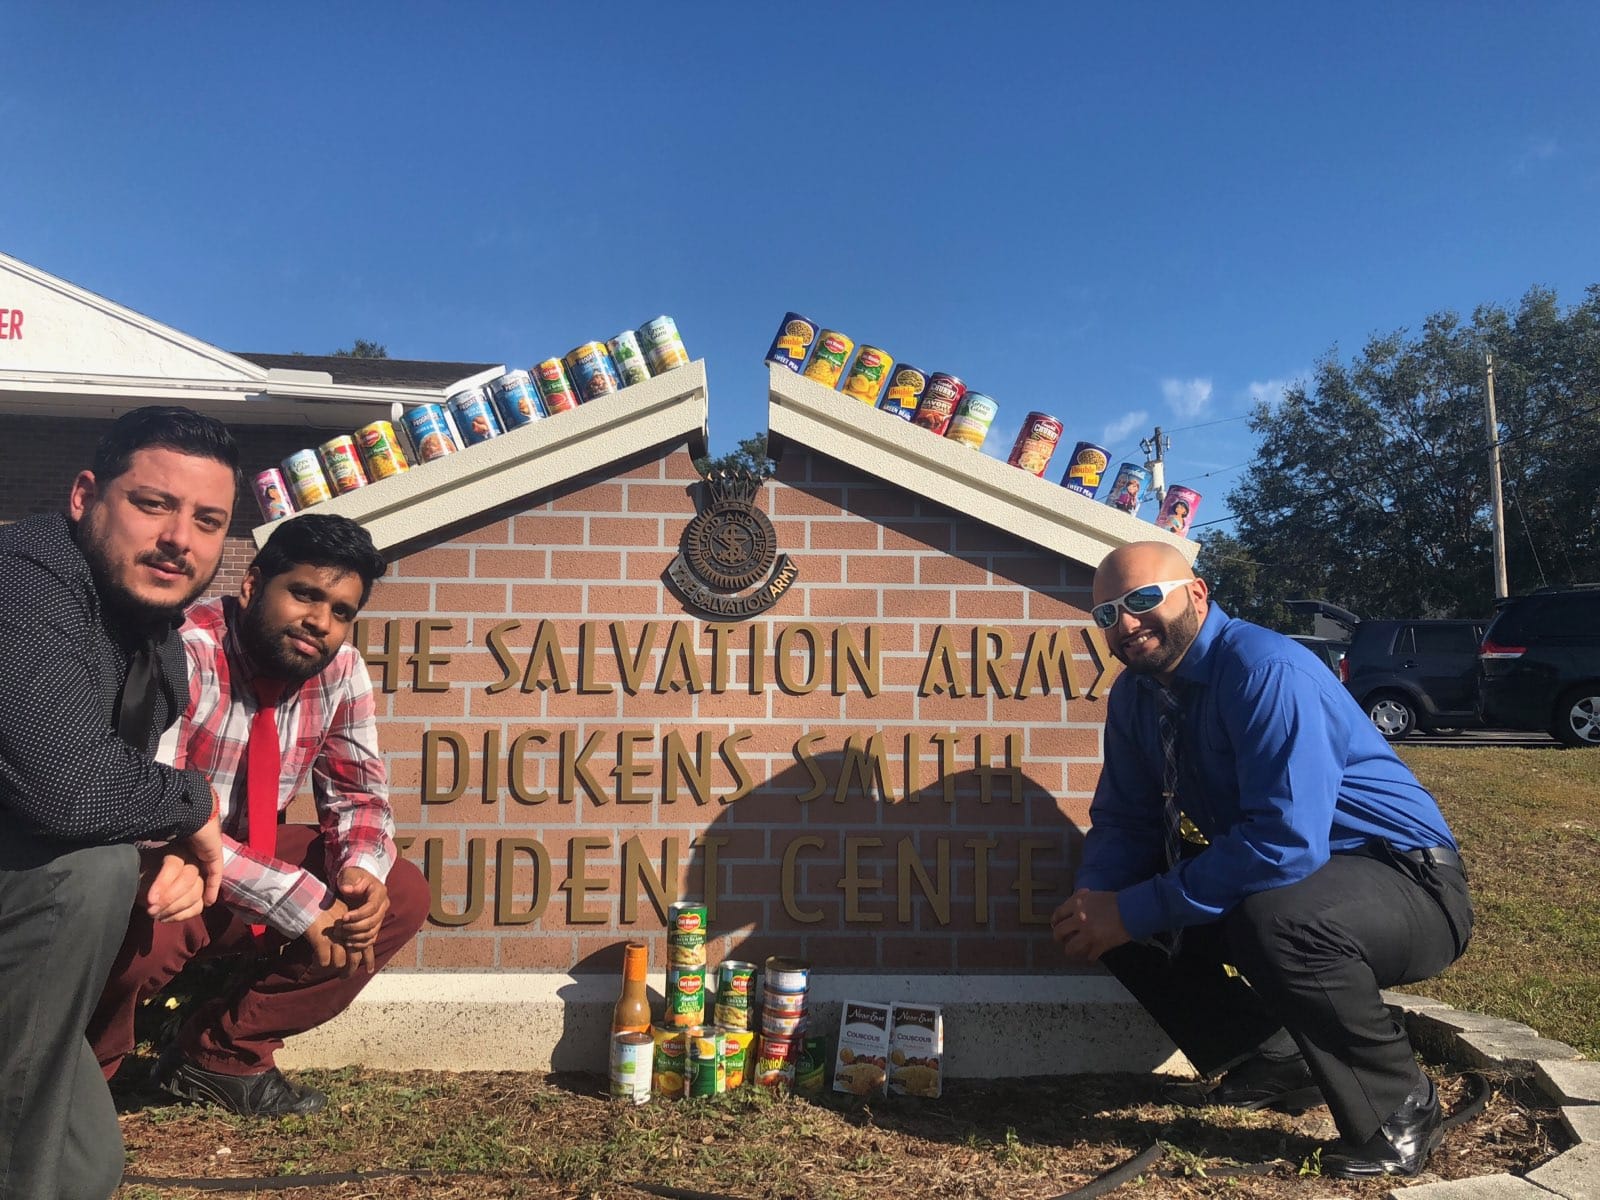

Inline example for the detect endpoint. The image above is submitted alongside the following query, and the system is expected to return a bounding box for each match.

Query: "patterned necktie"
[246,677,287,938]
[1154,685,1186,954]
[116,636,162,751]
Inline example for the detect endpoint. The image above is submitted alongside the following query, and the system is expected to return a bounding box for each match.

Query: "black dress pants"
[1100,847,1472,1144]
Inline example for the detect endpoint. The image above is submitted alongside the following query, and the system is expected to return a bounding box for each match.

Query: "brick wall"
[346,441,1121,977]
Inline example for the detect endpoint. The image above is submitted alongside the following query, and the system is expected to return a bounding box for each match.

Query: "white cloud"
[1102,410,1148,446]
[1245,377,1292,406]
[1161,377,1213,418]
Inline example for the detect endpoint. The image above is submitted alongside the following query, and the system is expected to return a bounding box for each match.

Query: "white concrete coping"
[252,359,710,555]
[765,365,1198,572]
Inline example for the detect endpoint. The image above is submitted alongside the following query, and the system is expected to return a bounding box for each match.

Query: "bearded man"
[1051,541,1473,1180]
[88,513,428,1117]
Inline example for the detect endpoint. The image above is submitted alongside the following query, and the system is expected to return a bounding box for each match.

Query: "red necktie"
[247,677,286,937]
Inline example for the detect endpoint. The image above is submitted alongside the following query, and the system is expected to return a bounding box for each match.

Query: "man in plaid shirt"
[88,514,428,1116]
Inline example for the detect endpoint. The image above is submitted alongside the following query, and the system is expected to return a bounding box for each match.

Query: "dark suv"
[1339,619,1488,740]
[1478,585,1600,747]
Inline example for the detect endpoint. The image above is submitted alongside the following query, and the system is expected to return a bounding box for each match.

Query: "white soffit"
[766,365,1198,571]
[253,360,710,554]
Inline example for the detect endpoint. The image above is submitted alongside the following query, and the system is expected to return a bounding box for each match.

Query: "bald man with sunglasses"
[1052,542,1472,1180]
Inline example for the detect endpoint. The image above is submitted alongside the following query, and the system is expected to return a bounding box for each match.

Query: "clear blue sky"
[4,3,1597,530]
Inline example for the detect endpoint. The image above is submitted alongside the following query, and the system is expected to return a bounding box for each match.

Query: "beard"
[238,598,336,683]
[77,509,209,627]
[1116,595,1201,676]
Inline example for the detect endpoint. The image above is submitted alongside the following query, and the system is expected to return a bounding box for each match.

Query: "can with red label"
[252,468,296,522]
[532,358,581,414]
[1061,442,1111,499]
[877,365,927,420]
[754,1032,801,1088]
[765,312,819,374]
[400,403,458,463]
[607,330,653,387]
[280,450,333,509]
[1007,412,1065,476]
[841,345,895,404]
[565,342,623,402]
[912,373,966,435]
[447,384,503,446]
[487,369,543,430]
[945,391,998,449]
[801,330,854,388]
[318,435,369,494]
[355,420,410,479]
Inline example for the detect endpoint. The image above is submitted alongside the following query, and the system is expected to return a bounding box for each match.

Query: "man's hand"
[182,813,225,905]
[303,899,361,978]
[138,850,204,924]
[1051,887,1134,963]
[335,867,389,965]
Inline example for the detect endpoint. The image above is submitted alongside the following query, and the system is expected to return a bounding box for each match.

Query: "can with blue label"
[1061,442,1111,499]
[487,369,543,430]
[877,365,927,420]
[565,342,623,402]
[765,312,819,374]
[401,403,459,463]
[945,391,999,449]
[607,331,653,387]
[1103,462,1153,513]
[447,384,503,446]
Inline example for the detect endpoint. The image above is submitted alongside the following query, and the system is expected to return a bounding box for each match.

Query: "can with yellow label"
[841,345,895,404]
[801,330,854,388]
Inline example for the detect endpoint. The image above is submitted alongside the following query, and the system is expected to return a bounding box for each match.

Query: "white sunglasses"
[1091,579,1194,628]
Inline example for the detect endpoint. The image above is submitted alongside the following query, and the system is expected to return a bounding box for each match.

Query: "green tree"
[694,433,773,478]
[332,339,389,359]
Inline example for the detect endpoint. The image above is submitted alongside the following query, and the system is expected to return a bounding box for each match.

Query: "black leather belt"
[1398,846,1464,875]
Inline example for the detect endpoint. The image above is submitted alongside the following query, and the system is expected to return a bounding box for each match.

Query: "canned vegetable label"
[318,436,369,494]
[1061,442,1111,499]
[668,968,707,1027]
[765,312,819,374]
[879,365,927,419]
[718,1027,755,1089]
[637,315,689,374]
[609,1031,653,1105]
[652,1025,687,1099]
[281,450,333,508]
[607,330,653,386]
[688,1028,722,1097]
[841,345,895,404]
[945,391,998,449]
[801,330,854,388]
[356,421,410,479]
[533,359,581,414]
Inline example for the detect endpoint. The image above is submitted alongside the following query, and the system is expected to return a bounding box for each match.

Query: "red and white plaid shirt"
[176,597,396,938]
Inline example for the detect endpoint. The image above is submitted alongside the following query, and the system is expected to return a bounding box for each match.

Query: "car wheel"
[1365,693,1417,740]
[1551,686,1600,747]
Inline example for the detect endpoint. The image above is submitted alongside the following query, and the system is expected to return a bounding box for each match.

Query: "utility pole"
[1483,353,1509,600]
[1140,425,1170,504]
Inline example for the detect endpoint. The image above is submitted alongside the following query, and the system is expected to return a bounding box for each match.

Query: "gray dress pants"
[0,839,139,1200]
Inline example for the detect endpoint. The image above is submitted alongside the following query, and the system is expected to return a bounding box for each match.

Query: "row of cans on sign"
[1054,444,1204,537]
[611,1023,828,1104]
[250,315,690,522]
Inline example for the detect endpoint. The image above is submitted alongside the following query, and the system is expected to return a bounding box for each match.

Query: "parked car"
[1478,584,1600,747]
[1339,619,1489,740]
[1289,634,1346,674]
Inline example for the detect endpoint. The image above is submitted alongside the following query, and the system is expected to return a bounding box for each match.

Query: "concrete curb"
[1379,990,1595,1199]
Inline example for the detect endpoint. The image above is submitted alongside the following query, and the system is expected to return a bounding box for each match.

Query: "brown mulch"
[113,1062,1565,1199]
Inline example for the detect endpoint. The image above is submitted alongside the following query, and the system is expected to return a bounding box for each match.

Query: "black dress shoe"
[160,1057,327,1117]
[1209,1050,1323,1113]
[1321,1077,1443,1179]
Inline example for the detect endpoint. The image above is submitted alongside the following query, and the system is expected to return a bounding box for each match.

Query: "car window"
[1491,594,1600,642]
[1391,627,1415,655]
[1411,625,1477,655]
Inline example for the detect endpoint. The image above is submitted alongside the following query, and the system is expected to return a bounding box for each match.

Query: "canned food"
[667,967,707,1027]
[765,312,819,374]
[609,1031,653,1105]
[667,902,708,968]
[1007,412,1065,476]
[1060,442,1111,499]
[801,330,854,388]
[487,369,543,430]
[764,956,810,993]
[841,345,895,404]
[637,315,689,374]
[607,330,653,387]
[1156,485,1202,537]
[318,435,369,494]
[761,987,807,1017]
[532,358,581,414]
[280,450,333,509]
[252,468,295,522]
[564,342,622,402]
[400,403,459,463]
[712,961,756,1029]
[794,1035,828,1096]
[760,1009,806,1038]
[878,365,927,420]
[688,1026,723,1097]
[753,1032,801,1088]
[652,1024,688,1099]
[355,420,410,479]
[1103,462,1153,513]
[447,384,503,446]
[912,373,966,435]
[945,391,998,449]
[719,1027,756,1089]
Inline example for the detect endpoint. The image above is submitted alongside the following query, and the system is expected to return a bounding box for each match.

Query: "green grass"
[1399,747,1600,1056]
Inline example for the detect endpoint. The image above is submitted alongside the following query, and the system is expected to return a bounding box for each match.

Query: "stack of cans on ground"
[752,955,824,1092]
[652,903,756,1101]
[763,311,1202,537]
[251,315,691,524]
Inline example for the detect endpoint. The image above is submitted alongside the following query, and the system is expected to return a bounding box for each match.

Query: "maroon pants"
[89,825,429,1079]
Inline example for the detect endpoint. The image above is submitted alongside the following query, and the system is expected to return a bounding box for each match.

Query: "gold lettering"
[781,835,824,923]
[483,619,522,695]
[483,728,500,803]
[966,836,997,922]
[933,731,960,803]
[918,626,969,697]
[507,729,549,804]
[494,836,551,925]
[834,732,895,805]
[576,621,613,694]
[413,618,453,692]
[1014,837,1057,925]
[897,837,951,924]
[422,730,467,804]
[562,836,610,924]
[972,625,1014,698]
[663,730,714,805]
[832,626,881,697]
[621,834,678,922]
[522,620,572,692]
[614,729,653,803]
[839,836,884,923]
[775,623,822,694]
[562,729,607,805]
[975,732,1024,804]
[356,618,404,694]
[706,623,737,692]
[747,623,768,694]
[1082,625,1124,699]
[425,835,485,926]
[610,620,658,694]
[1014,628,1080,698]
[656,622,705,693]
[793,732,829,802]
[719,729,755,802]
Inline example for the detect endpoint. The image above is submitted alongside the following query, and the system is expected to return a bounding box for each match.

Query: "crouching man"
[89,514,429,1116]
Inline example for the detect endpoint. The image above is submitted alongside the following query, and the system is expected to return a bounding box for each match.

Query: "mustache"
[137,550,194,577]
[283,626,328,655]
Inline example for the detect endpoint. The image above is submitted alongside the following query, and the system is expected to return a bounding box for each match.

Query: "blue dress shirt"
[1076,603,1458,942]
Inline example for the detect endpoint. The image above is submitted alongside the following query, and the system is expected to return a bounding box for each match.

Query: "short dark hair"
[252,514,388,608]
[93,406,241,489]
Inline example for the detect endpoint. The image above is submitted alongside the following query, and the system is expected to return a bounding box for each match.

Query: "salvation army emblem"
[668,471,797,617]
